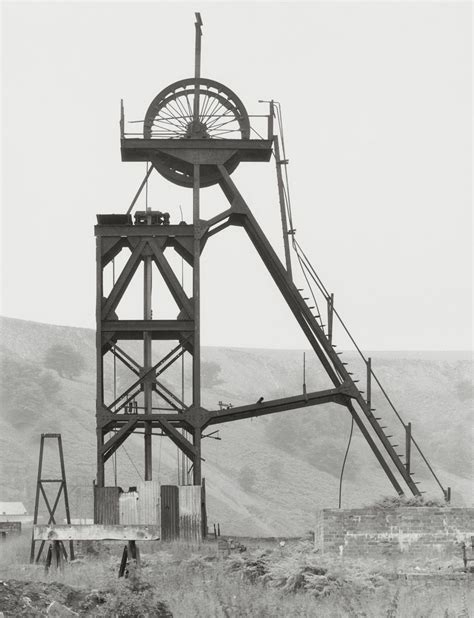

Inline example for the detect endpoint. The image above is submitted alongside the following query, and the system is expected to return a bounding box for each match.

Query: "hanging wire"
[338,417,354,508]
[177,204,187,485]
[122,444,143,481]
[145,162,149,210]
[112,258,118,487]
[158,430,163,478]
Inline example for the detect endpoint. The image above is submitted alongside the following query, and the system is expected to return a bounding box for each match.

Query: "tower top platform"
[120,76,274,187]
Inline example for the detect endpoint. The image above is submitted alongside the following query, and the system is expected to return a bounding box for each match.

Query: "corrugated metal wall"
[94,487,120,524]
[119,491,139,524]
[94,483,203,542]
[178,485,202,543]
[137,481,160,526]
[161,485,179,541]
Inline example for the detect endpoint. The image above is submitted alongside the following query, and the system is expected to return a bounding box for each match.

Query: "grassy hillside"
[0,316,472,535]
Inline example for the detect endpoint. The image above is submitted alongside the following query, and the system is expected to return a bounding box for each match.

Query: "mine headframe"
[95,13,447,502]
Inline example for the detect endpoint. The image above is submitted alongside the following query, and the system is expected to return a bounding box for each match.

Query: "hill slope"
[0,316,472,535]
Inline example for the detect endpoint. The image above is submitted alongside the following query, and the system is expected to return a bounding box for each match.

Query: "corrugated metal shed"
[137,481,160,526]
[94,487,120,524]
[119,490,139,524]
[179,486,202,543]
[161,485,179,541]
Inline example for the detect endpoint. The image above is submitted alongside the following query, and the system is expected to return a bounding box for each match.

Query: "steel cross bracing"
[95,170,420,498]
[95,13,424,497]
[30,434,74,564]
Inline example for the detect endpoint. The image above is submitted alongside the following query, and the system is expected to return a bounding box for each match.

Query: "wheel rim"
[143,78,250,140]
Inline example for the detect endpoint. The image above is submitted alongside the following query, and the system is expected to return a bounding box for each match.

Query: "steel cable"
[338,417,354,508]
[272,103,446,496]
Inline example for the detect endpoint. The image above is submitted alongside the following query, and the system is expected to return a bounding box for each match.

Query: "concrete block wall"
[315,507,474,557]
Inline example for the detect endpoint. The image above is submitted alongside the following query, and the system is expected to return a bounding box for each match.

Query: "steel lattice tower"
[95,14,444,503]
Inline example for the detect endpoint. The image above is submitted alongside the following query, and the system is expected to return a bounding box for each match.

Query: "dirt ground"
[0,579,103,616]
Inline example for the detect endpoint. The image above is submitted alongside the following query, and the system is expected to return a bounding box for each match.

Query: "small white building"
[0,502,31,523]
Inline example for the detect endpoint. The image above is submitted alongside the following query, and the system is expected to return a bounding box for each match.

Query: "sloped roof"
[0,502,27,515]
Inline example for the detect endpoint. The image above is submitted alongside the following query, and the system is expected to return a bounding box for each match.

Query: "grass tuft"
[0,533,473,617]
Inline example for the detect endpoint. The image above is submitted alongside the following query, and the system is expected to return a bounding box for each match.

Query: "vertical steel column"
[405,421,411,475]
[193,13,202,123]
[192,164,201,409]
[193,428,202,486]
[273,133,292,278]
[302,352,307,399]
[144,216,153,481]
[30,436,45,563]
[327,293,334,345]
[96,235,105,487]
[193,163,202,485]
[366,356,372,412]
[58,435,74,560]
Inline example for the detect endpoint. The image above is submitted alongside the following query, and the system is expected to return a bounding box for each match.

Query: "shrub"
[368,495,446,509]
[0,356,61,427]
[100,566,172,617]
[238,465,257,492]
[44,344,86,380]
[201,360,223,388]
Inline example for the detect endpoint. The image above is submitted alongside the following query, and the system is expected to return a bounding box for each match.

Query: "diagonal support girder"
[206,387,346,426]
[102,240,147,319]
[101,419,138,462]
[157,417,197,461]
[147,239,194,317]
[215,164,420,497]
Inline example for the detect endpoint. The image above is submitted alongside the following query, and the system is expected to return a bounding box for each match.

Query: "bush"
[0,356,61,427]
[368,495,446,509]
[100,567,172,617]
[201,360,223,388]
[44,344,86,379]
[238,465,257,492]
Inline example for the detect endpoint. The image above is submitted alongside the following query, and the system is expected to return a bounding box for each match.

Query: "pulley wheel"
[143,78,251,187]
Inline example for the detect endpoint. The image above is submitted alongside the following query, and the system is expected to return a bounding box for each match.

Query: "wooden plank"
[33,524,160,541]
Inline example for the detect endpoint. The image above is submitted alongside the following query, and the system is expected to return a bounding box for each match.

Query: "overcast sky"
[1,1,472,351]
